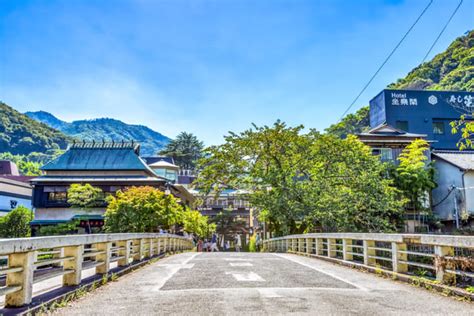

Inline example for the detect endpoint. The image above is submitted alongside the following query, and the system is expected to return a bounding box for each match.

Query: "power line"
[338,0,433,121]
[421,0,463,63]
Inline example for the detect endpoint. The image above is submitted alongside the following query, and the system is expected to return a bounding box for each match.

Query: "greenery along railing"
[263,233,474,291]
[0,233,192,308]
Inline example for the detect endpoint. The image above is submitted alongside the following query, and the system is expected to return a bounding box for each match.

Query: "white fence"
[0,233,192,307]
[264,233,473,288]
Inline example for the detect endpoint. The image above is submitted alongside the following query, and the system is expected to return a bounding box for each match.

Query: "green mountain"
[326,30,474,137]
[25,111,170,156]
[0,102,71,155]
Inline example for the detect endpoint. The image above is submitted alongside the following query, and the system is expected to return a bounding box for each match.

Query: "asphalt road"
[56,252,472,315]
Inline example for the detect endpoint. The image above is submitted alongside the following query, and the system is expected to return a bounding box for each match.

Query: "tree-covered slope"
[26,112,170,156]
[0,102,71,155]
[327,30,474,137]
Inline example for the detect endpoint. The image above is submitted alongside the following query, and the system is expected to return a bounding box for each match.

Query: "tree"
[104,186,183,233]
[181,209,214,237]
[0,206,33,238]
[393,139,436,216]
[196,121,404,235]
[67,184,103,209]
[159,132,204,170]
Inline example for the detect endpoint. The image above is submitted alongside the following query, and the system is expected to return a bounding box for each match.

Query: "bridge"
[0,233,472,315]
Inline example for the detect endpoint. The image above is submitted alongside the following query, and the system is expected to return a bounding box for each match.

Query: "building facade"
[30,142,194,232]
[370,89,474,149]
[0,161,33,216]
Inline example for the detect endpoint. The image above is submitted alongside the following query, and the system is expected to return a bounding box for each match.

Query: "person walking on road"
[234,233,242,252]
[210,233,219,252]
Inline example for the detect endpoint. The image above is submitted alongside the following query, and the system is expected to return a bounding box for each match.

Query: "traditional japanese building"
[357,124,429,163]
[30,141,194,232]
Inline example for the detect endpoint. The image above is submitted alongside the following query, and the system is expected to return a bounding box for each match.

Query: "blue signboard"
[369,89,474,149]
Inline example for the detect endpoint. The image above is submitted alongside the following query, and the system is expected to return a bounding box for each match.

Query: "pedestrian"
[255,234,261,252]
[225,240,230,252]
[234,233,242,252]
[210,233,219,252]
[197,239,203,252]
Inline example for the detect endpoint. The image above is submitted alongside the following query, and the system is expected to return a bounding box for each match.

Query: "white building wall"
[461,171,474,215]
[432,159,463,220]
[0,195,32,216]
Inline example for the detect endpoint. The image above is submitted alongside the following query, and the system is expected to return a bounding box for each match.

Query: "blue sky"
[0,0,473,145]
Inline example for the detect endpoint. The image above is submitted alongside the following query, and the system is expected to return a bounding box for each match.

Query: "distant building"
[370,89,474,149]
[431,151,474,230]
[357,124,429,163]
[196,189,254,235]
[30,142,194,232]
[0,161,33,216]
[365,89,474,232]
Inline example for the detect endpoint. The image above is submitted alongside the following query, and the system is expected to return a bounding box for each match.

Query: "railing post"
[391,242,408,273]
[343,239,353,261]
[132,239,141,261]
[118,240,131,266]
[5,251,35,307]
[306,238,312,255]
[158,239,162,254]
[95,242,111,274]
[315,238,323,255]
[434,245,454,283]
[363,240,376,266]
[328,238,337,258]
[63,245,84,286]
[147,238,154,258]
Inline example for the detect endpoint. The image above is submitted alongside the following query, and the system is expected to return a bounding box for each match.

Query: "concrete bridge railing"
[263,233,473,288]
[0,233,193,307]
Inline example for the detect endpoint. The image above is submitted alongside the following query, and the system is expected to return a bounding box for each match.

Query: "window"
[48,192,67,202]
[433,121,445,135]
[372,148,393,161]
[395,120,409,131]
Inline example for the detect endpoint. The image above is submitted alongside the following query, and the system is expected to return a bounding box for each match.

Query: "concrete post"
[5,251,35,307]
[363,240,376,266]
[306,238,312,255]
[132,239,141,261]
[118,240,131,266]
[316,238,323,255]
[434,245,454,283]
[327,238,337,258]
[147,238,153,258]
[343,239,353,261]
[95,242,111,274]
[391,242,408,273]
[158,239,162,254]
[63,245,84,286]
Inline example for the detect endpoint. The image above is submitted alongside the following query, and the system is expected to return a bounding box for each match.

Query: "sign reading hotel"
[369,89,474,150]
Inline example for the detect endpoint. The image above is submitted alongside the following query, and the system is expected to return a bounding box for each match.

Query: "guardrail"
[263,233,473,288]
[0,233,192,307]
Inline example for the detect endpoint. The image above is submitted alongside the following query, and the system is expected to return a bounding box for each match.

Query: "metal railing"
[263,233,473,288]
[0,233,192,307]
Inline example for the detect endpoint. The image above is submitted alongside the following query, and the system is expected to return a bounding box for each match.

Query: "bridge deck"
[56,252,471,315]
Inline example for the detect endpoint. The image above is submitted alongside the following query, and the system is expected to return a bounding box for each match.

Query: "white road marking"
[224,258,253,261]
[229,262,253,267]
[152,253,200,291]
[274,253,368,291]
[258,288,282,298]
[225,271,265,282]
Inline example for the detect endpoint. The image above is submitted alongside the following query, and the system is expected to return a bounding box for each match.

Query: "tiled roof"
[41,147,151,171]
[432,151,474,170]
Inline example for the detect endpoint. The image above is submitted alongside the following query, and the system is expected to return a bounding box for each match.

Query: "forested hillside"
[326,30,474,137]
[26,112,170,156]
[0,102,71,155]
